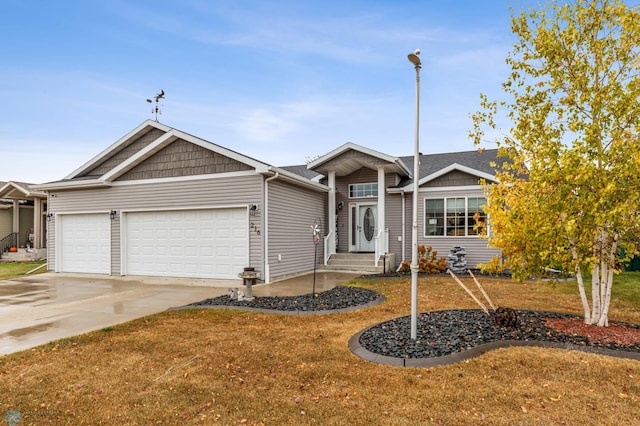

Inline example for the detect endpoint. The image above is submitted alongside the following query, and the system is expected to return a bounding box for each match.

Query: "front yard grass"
[0,273,638,424]
[0,261,46,280]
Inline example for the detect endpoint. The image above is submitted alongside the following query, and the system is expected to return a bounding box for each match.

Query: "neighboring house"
[35,120,503,283]
[0,181,47,259]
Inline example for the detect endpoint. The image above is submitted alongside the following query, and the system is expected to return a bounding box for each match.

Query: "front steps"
[0,248,47,262]
[322,252,396,274]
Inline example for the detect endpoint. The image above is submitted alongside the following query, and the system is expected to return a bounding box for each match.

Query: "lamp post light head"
[408,49,421,68]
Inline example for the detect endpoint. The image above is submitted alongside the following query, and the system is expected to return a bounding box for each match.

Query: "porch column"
[33,198,42,249]
[12,200,19,234]
[328,170,336,257]
[377,166,386,253]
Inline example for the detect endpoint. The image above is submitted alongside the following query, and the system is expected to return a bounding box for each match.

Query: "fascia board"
[266,167,330,192]
[0,182,47,199]
[33,179,111,191]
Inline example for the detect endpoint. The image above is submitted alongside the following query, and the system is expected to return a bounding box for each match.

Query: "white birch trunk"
[569,240,591,324]
[590,262,600,325]
[597,236,618,327]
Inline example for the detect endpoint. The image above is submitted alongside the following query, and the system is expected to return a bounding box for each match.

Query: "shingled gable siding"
[118,139,253,181]
[80,128,166,177]
[266,179,326,280]
[424,169,481,188]
[46,174,263,276]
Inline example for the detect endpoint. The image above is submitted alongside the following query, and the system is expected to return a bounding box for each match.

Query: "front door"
[350,204,377,252]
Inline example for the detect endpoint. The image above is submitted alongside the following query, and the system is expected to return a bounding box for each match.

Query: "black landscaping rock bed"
[356,309,640,363]
[183,286,382,313]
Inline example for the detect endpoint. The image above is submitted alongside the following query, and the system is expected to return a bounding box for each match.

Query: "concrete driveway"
[0,271,359,356]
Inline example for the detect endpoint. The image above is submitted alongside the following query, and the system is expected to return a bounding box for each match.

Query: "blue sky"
[0,0,536,183]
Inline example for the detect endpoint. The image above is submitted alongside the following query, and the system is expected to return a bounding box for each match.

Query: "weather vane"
[146,89,165,121]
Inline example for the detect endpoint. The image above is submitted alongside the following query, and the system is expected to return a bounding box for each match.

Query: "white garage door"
[125,208,248,279]
[59,214,111,274]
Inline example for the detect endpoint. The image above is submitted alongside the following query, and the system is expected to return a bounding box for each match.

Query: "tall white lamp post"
[407,49,421,340]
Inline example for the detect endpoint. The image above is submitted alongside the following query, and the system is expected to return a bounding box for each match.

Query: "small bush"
[477,256,507,276]
[399,245,448,274]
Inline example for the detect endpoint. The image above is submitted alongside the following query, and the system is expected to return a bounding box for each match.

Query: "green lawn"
[0,261,47,280]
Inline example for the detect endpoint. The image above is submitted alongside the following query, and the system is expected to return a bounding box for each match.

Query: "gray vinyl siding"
[0,208,11,237]
[267,179,326,280]
[47,175,263,277]
[0,207,36,246]
[385,193,405,267]
[110,213,121,275]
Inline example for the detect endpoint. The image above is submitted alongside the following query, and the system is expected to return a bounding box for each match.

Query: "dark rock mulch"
[181,286,640,364]
[185,286,381,312]
[358,309,640,359]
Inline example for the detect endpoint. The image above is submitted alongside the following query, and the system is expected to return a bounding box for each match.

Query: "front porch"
[307,143,411,272]
[322,252,396,274]
[0,181,47,260]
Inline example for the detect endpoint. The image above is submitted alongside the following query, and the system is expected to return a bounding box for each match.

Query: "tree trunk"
[570,242,591,324]
[590,262,601,325]
[597,236,618,327]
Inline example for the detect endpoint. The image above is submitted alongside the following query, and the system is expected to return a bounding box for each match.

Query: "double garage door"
[59,208,248,279]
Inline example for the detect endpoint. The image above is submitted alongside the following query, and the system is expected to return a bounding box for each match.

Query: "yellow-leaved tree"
[471,0,640,326]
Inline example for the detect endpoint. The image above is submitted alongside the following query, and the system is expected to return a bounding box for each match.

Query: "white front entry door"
[350,204,377,252]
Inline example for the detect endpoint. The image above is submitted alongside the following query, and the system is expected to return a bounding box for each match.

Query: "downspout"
[263,171,279,283]
[401,189,406,262]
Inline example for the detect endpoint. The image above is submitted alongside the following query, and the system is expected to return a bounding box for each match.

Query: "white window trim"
[348,182,378,199]
[423,196,487,238]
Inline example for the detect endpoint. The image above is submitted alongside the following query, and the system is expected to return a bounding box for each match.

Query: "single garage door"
[125,208,248,279]
[59,213,111,274]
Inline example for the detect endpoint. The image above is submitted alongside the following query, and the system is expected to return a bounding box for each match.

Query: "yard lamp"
[407,49,421,340]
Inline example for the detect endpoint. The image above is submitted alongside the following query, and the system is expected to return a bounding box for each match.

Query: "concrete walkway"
[0,271,359,356]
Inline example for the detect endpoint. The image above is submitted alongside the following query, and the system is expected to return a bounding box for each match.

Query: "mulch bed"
[182,286,640,363]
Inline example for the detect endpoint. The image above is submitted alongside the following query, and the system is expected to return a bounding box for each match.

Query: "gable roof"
[34,120,328,192]
[390,149,505,191]
[0,181,47,200]
[307,142,411,177]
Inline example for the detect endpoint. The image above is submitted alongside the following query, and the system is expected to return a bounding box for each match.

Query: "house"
[34,120,503,283]
[0,181,47,260]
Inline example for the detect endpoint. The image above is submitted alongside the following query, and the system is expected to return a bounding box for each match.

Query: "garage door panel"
[60,214,111,274]
[125,208,248,279]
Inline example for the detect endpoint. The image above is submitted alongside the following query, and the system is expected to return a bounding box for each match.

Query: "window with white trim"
[424,197,487,237]
[349,183,378,198]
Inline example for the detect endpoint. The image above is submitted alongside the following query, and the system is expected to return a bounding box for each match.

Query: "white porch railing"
[374,228,389,267]
[323,231,334,265]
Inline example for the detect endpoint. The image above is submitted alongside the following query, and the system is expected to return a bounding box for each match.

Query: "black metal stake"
[312,243,317,296]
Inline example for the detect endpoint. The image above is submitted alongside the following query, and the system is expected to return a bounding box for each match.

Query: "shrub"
[399,245,448,274]
[477,256,507,276]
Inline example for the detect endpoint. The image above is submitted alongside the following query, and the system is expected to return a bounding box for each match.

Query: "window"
[349,183,378,198]
[467,197,487,236]
[425,199,444,236]
[424,197,486,237]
